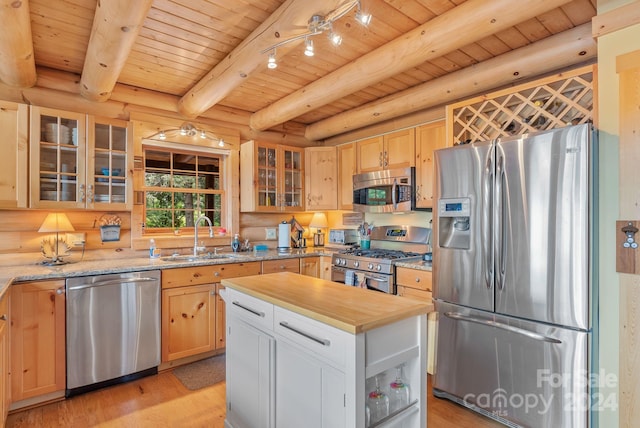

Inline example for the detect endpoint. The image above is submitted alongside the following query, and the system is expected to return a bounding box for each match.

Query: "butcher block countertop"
[222,272,433,334]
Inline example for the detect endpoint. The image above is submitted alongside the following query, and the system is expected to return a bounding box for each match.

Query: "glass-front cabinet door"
[257,144,278,208]
[88,117,131,209]
[281,147,303,210]
[30,107,87,208]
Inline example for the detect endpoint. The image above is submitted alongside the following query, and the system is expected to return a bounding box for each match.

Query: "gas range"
[331,225,431,293]
[332,249,423,275]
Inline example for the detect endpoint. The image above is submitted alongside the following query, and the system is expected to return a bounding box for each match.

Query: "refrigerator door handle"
[444,312,562,344]
[483,148,495,290]
[495,154,507,291]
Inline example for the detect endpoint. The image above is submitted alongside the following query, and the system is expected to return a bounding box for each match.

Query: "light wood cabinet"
[29,106,87,209]
[162,284,216,361]
[87,116,133,209]
[29,107,132,209]
[240,140,304,212]
[10,280,65,406]
[300,256,320,277]
[396,267,433,302]
[337,142,357,210]
[0,101,28,209]
[357,128,415,173]
[415,121,446,209]
[0,290,10,422]
[161,262,262,361]
[262,258,300,274]
[304,147,337,210]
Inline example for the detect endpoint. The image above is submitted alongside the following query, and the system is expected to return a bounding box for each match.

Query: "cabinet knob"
[415,277,420,283]
[56,287,65,295]
[0,314,6,321]
[214,272,220,277]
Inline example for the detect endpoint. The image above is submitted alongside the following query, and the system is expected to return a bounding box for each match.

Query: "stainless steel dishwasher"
[65,270,161,397]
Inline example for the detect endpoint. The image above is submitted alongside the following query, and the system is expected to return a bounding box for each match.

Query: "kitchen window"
[143,147,224,230]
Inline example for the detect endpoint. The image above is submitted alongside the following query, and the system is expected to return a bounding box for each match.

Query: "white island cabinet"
[221,272,431,428]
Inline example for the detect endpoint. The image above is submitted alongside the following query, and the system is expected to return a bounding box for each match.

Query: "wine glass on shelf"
[367,375,389,425]
[388,365,410,414]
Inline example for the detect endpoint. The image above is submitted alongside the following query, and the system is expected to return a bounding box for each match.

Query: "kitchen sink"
[160,253,247,262]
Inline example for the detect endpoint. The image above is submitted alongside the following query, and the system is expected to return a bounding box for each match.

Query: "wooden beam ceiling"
[249,0,574,132]
[80,0,153,101]
[0,0,36,87]
[176,0,347,118]
[306,23,596,140]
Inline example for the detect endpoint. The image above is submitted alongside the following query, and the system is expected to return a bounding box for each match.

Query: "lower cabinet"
[10,280,66,407]
[395,267,433,301]
[161,262,261,363]
[262,258,299,274]
[226,314,275,428]
[0,290,10,422]
[162,284,216,361]
[300,256,320,277]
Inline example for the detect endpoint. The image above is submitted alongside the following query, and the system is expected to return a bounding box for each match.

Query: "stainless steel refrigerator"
[432,124,598,428]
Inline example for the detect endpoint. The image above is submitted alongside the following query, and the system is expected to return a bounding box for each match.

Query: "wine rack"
[446,64,595,145]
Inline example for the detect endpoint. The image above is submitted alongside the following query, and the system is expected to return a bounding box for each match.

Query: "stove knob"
[339,258,345,266]
[353,261,359,268]
[368,263,374,270]
[376,264,382,271]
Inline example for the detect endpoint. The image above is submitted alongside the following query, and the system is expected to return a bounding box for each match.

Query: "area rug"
[173,354,226,390]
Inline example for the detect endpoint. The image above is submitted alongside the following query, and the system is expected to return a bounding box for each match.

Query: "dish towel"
[345,269,355,286]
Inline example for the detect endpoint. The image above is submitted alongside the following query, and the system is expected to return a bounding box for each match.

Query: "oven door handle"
[361,273,388,282]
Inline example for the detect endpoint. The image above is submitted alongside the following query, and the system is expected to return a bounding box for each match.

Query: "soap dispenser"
[232,233,240,252]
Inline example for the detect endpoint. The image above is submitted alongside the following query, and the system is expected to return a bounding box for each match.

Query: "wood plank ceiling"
[2,0,597,144]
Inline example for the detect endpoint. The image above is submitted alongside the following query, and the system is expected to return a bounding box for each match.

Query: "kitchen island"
[221,272,432,428]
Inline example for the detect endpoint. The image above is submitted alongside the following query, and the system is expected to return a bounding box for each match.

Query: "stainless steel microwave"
[352,167,416,213]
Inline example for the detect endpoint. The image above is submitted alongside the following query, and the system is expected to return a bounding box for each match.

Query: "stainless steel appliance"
[331,225,430,293]
[433,124,598,427]
[65,270,161,397]
[352,167,416,213]
[328,228,359,245]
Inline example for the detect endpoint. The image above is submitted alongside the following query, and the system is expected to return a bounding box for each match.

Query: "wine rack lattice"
[447,65,595,145]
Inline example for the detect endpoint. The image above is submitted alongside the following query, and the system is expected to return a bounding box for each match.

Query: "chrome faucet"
[194,214,213,256]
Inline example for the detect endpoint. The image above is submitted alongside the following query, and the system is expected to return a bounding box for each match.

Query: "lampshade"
[39,213,75,233]
[309,212,328,229]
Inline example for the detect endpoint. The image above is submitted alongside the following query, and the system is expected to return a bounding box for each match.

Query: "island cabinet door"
[226,316,274,428]
[275,338,346,428]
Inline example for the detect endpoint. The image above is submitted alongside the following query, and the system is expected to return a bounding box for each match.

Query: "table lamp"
[309,212,328,247]
[39,212,75,265]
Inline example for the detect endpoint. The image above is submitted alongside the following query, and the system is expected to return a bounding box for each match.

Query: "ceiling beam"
[177,0,346,119]
[306,23,596,141]
[249,0,573,132]
[0,0,36,87]
[80,0,153,102]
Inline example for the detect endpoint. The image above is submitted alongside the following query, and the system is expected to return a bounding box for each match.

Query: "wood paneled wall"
[0,210,131,254]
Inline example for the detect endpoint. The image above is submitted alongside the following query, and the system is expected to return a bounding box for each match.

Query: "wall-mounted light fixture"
[149,122,228,148]
[262,0,371,70]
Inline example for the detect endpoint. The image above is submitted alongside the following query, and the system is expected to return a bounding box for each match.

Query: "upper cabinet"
[415,121,446,209]
[29,107,132,209]
[88,117,132,210]
[29,107,87,209]
[0,101,28,209]
[304,147,337,211]
[337,142,357,210]
[357,128,415,173]
[241,140,304,212]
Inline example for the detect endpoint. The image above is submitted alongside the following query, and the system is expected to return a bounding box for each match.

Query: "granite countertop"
[0,248,331,298]
[222,272,433,334]
[395,260,433,271]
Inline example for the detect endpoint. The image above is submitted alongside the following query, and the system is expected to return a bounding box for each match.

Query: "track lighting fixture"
[262,0,371,69]
[149,122,228,148]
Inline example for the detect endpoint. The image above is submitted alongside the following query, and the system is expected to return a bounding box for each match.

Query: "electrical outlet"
[265,228,277,240]
[66,232,86,246]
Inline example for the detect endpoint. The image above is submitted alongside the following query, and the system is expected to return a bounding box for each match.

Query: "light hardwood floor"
[6,373,503,427]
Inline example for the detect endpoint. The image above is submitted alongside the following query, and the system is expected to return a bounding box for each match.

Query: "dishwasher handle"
[67,276,159,291]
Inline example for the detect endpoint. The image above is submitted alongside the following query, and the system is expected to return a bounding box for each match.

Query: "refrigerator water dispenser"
[437,198,471,249]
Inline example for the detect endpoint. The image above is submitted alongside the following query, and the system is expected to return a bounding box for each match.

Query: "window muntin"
[143,148,223,230]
